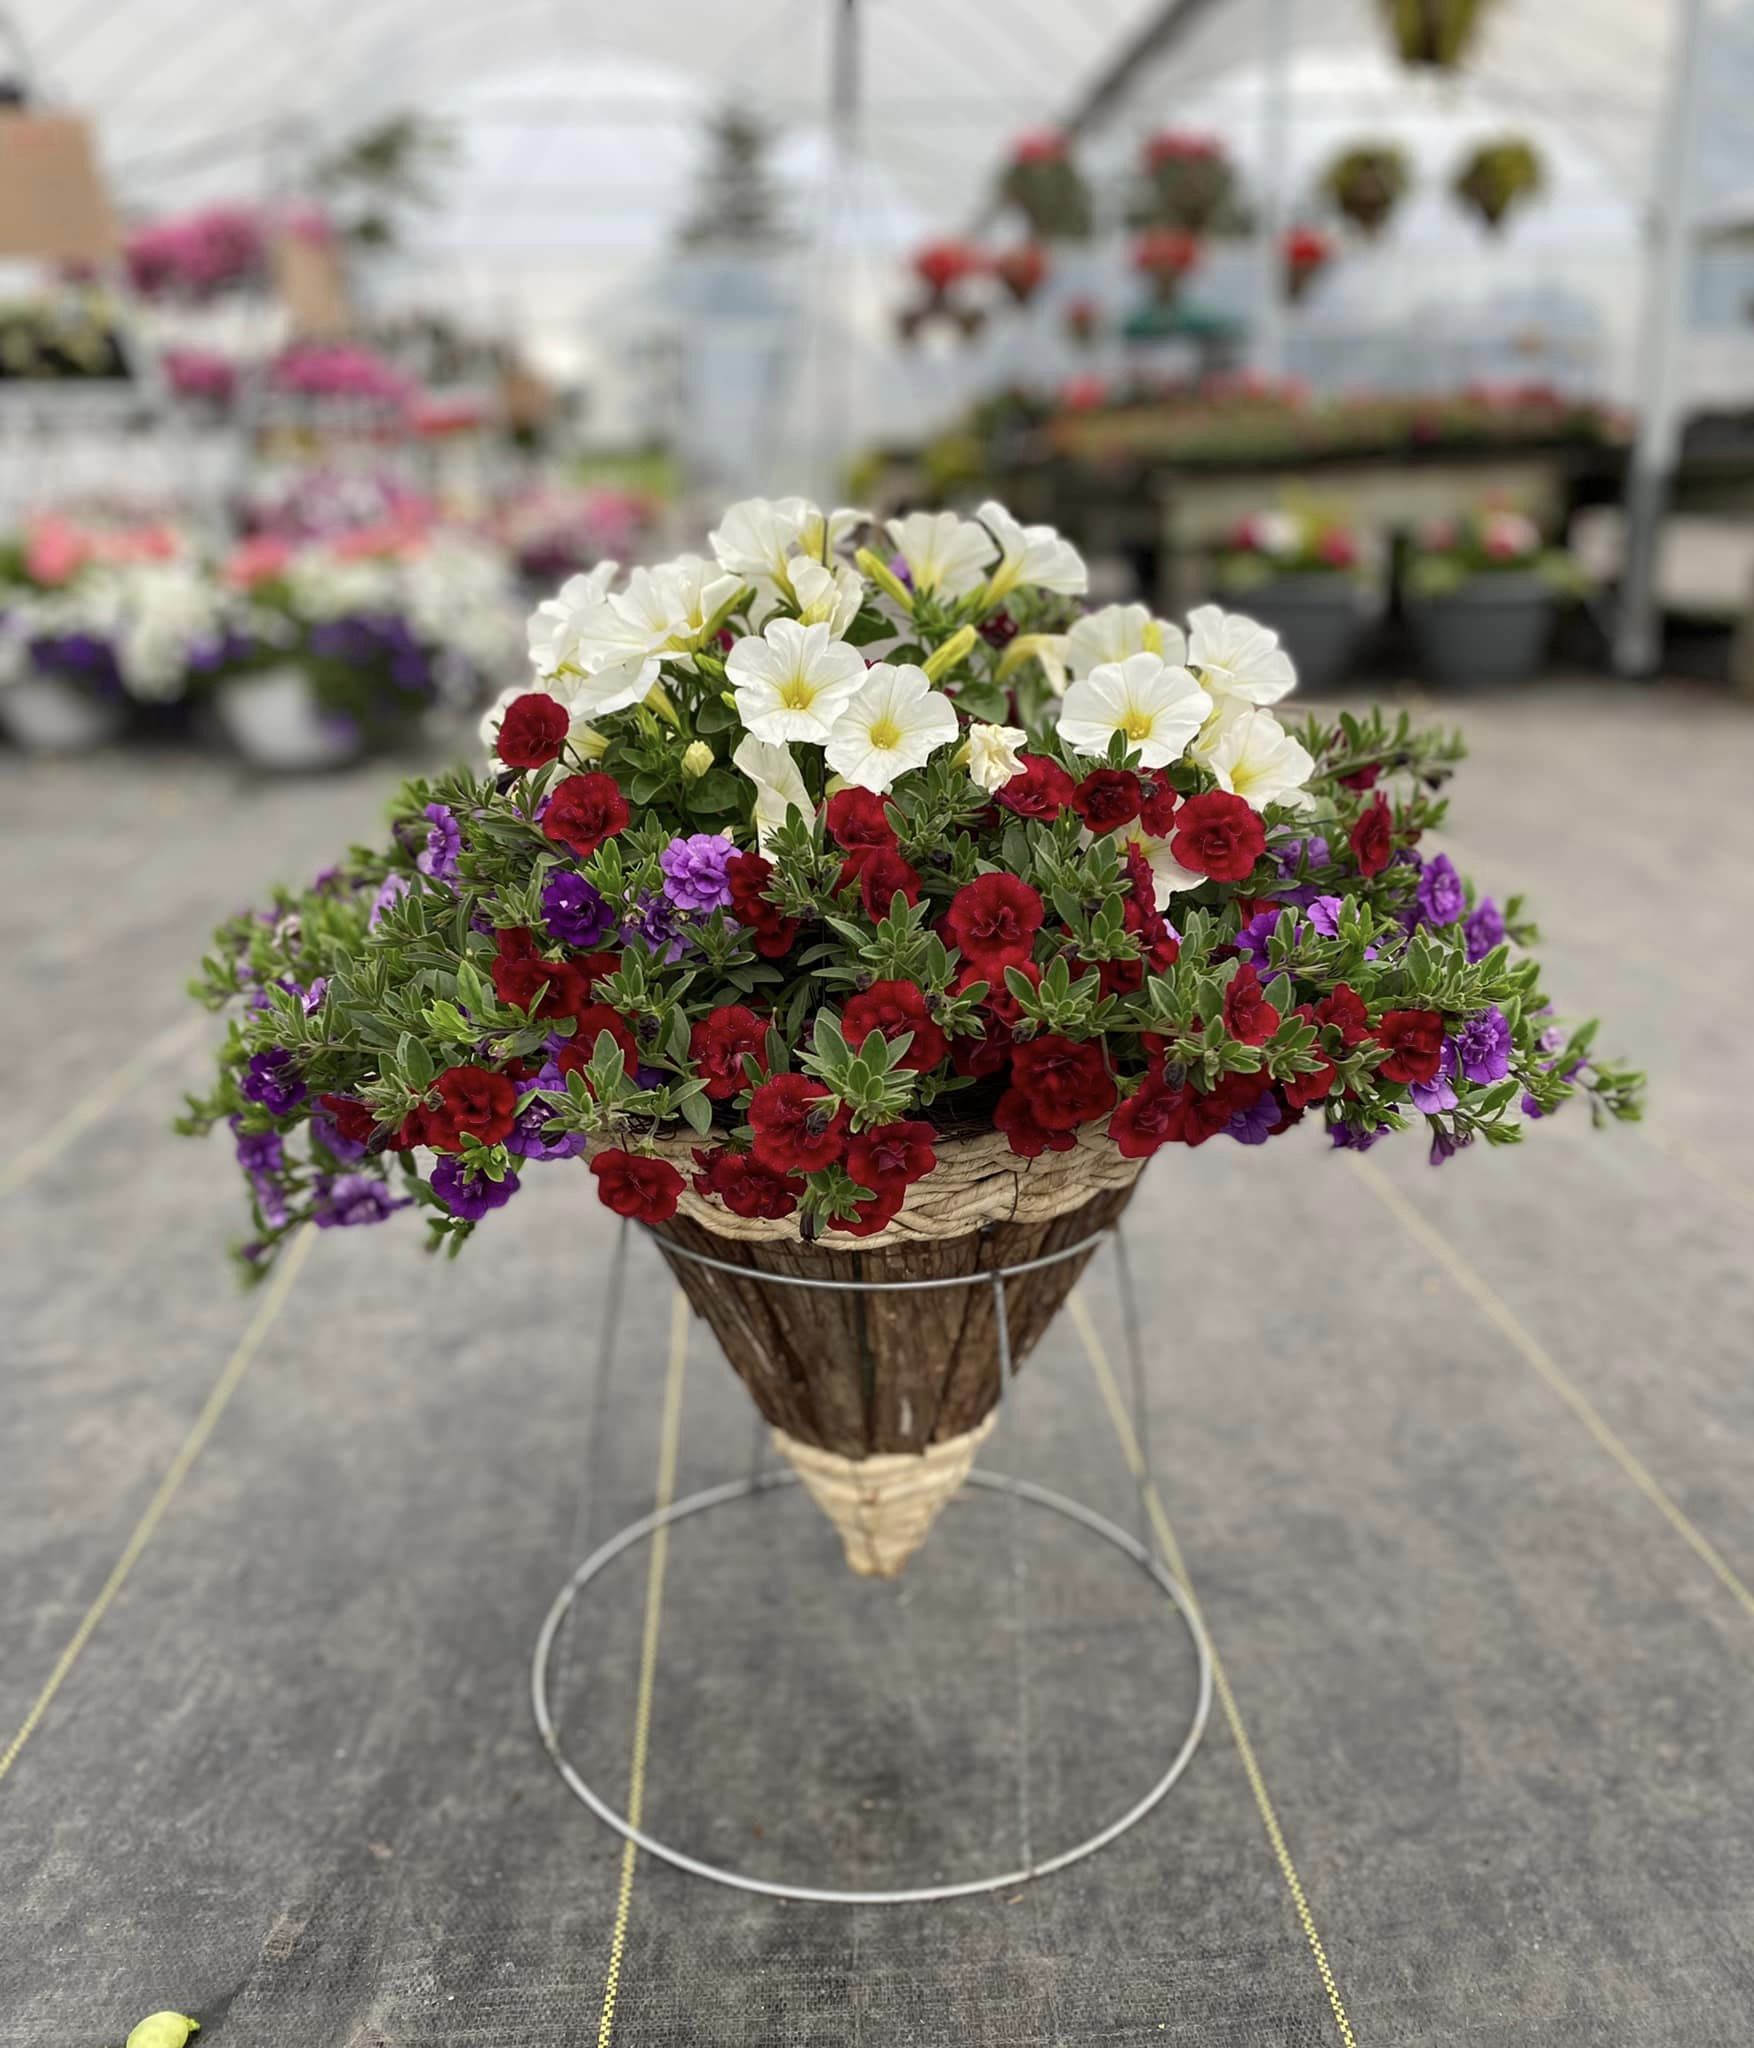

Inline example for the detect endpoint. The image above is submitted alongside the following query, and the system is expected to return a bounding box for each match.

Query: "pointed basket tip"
[773,1415,997,1577]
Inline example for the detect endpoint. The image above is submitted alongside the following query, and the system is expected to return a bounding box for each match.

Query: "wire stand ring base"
[531,1466,1214,1907]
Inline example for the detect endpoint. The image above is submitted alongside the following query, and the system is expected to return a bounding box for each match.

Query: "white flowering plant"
[183,495,1640,1272]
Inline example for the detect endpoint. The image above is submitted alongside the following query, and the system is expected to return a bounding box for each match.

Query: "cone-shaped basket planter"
[640,1126,1144,1577]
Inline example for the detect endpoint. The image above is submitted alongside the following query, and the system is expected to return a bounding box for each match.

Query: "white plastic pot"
[213,665,366,772]
[0,673,127,754]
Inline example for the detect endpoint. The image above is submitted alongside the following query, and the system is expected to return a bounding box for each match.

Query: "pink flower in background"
[269,343,414,408]
[126,205,265,299]
[164,348,237,404]
[23,517,90,586]
[223,536,294,589]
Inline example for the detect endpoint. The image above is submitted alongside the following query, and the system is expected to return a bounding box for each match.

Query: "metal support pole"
[812,0,860,504]
[1612,0,1710,678]
[1252,0,1293,381]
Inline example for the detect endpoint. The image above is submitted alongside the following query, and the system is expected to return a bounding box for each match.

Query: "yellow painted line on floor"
[1070,1292,1359,2048]
[1348,1154,1754,1625]
[597,1289,690,2048]
[0,1226,314,1790]
[0,1012,206,1201]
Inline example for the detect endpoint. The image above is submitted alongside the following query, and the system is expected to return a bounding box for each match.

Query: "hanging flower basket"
[1283,225,1336,304]
[1453,138,1543,232]
[1132,229,1205,303]
[911,239,986,303]
[992,244,1050,306]
[1062,296,1103,347]
[1133,132,1236,235]
[181,499,1643,1577]
[1323,144,1412,237]
[997,132,1094,241]
[1378,0,1495,69]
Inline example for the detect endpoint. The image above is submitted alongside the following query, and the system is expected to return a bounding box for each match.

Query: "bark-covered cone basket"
[639,1125,1142,1575]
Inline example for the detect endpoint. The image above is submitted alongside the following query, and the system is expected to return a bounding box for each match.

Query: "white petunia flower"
[710,498,864,587]
[824,662,959,792]
[976,500,1088,601]
[733,733,814,850]
[727,618,867,744]
[552,555,742,716]
[1186,603,1296,707]
[1062,603,1187,682]
[962,721,1028,792]
[885,510,997,601]
[1057,652,1212,770]
[1192,704,1316,812]
[1123,828,1205,905]
[787,556,865,635]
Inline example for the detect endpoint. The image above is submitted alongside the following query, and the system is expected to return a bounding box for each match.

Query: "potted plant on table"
[1214,507,1378,692]
[181,496,1641,1575]
[1404,508,1575,688]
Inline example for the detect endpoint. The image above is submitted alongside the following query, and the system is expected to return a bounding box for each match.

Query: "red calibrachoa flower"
[1375,1008,1446,1084]
[1009,1033,1116,1130]
[1314,982,1370,1046]
[423,1065,520,1152]
[543,772,629,859]
[1070,768,1143,833]
[555,1004,639,1080]
[1138,775,1180,836]
[1222,962,1282,1047]
[1349,794,1394,877]
[1170,791,1266,882]
[747,1074,849,1174]
[590,1149,683,1222]
[993,1086,1078,1158]
[846,1120,938,1195]
[842,980,948,1072]
[689,1005,769,1100]
[943,873,1044,975]
[725,851,800,959]
[827,1184,907,1237]
[841,844,922,919]
[490,926,603,1018]
[692,1147,803,1221]
[317,1093,377,1145]
[495,692,570,769]
[825,786,897,850]
[997,753,1076,820]
[1282,1006,1337,1108]
[1109,1075,1191,1157]
[1122,843,1180,971]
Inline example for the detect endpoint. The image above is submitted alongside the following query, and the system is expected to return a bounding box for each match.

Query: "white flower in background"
[962,721,1028,792]
[885,510,997,601]
[527,561,618,676]
[1245,510,1304,559]
[557,555,743,716]
[1186,603,1296,707]
[285,546,402,621]
[824,662,959,792]
[1057,652,1212,770]
[726,618,867,744]
[1480,510,1541,559]
[733,733,813,849]
[976,500,1088,601]
[404,535,522,678]
[787,556,864,635]
[1193,703,1316,811]
[1062,603,1188,682]
[710,498,863,591]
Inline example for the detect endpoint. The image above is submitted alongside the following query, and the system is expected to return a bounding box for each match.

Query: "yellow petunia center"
[1121,708,1155,742]
[777,676,818,711]
[867,716,902,750]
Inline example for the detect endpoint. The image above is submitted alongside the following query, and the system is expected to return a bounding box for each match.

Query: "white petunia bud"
[961,721,1028,792]
[681,739,714,780]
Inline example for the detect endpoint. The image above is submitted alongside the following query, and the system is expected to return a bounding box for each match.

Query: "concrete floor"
[3,682,1752,2046]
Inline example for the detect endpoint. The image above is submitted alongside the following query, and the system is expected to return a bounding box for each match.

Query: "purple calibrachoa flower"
[241,1049,306,1114]
[429,1155,521,1220]
[1410,1038,1459,1113]
[312,1172,410,1228]
[309,1107,368,1164]
[1306,895,1345,938]
[623,890,688,964]
[541,870,615,949]
[303,977,328,1015]
[417,803,462,884]
[1226,1093,1282,1145]
[1328,1120,1390,1152]
[1416,853,1465,927]
[1428,1124,1473,1167]
[251,1172,289,1227]
[658,832,736,913]
[1464,897,1505,962]
[506,1065,589,1161]
[231,1119,285,1174]
[370,873,410,929]
[1234,908,1285,969]
[1456,1006,1511,1085]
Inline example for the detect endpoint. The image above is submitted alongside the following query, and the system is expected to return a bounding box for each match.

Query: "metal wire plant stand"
[531,1221,1213,1906]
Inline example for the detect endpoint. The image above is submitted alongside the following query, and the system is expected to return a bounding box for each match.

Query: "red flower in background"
[725,852,799,959]
[943,873,1044,975]
[423,1066,520,1153]
[1349,794,1394,877]
[1375,1009,1446,1084]
[543,772,629,859]
[495,692,569,768]
[842,980,948,1072]
[997,754,1076,821]
[1171,791,1266,882]
[1222,963,1282,1047]
[590,1150,683,1223]
[1070,768,1143,833]
[1009,1034,1116,1131]
[748,1074,848,1175]
[690,1005,769,1100]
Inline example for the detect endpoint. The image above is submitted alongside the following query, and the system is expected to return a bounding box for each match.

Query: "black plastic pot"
[1223,575,1375,694]
[1406,574,1555,689]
